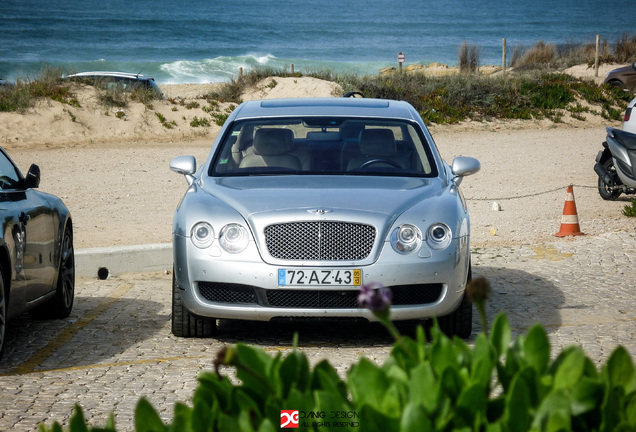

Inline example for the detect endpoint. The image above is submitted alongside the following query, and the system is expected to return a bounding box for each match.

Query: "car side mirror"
[24,164,41,189]
[451,156,480,186]
[170,155,197,185]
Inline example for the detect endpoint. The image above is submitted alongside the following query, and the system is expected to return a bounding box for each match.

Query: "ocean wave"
[2,55,406,84]
[157,55,394,84]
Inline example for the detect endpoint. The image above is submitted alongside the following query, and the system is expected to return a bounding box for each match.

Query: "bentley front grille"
[264,221,376,261]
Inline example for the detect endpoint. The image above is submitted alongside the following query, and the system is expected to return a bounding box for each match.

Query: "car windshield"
[210,117,438,177]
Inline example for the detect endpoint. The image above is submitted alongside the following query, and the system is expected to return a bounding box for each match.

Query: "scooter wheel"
[598,158,622,201]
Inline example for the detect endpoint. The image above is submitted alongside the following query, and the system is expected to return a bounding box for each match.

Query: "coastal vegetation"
[1,38,635,127]
[206,36,636,124]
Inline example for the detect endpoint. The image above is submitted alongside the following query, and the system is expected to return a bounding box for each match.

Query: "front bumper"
[173,233,470,322]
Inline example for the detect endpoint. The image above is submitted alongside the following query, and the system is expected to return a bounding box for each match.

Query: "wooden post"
[502,38,507,77]
[594,34,600,77]
[291,64,294,76]
[238,67,243,81]
[398,52,403,74]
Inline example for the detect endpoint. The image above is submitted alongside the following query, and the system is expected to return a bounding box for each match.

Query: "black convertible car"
[0,147,74,358]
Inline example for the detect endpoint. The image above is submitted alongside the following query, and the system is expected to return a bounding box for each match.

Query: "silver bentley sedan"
[170,97,480,338]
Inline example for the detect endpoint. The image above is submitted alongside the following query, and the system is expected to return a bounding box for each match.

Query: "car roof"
[231,98,419,121]
[67,71,154,81]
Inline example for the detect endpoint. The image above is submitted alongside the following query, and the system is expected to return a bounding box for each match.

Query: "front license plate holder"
[278,269,362,286]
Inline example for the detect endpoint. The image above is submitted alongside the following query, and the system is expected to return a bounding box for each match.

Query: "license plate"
[278,269,362,286]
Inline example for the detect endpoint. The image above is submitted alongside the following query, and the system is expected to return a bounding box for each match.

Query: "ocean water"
[1,0,635,84]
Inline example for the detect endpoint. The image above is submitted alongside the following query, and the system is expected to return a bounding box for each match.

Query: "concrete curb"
[75,243,173,278]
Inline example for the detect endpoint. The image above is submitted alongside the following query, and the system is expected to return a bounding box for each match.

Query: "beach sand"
[1,64,633,250]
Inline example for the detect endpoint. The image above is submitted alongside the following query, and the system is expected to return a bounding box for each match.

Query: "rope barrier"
[467,184,596,202]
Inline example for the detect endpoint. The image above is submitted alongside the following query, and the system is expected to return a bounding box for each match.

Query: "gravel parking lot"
[0,232,634,431]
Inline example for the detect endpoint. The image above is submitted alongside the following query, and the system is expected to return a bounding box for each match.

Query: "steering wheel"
[359,158,401,169]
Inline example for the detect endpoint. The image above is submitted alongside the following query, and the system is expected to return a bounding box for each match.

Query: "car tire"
[438,262,473,339]
[29,225,75,319]
[172,272,217,337]
[438,293,473,339]
[0,267,6,359]
[598,158,622,201]
[608,80,626,91]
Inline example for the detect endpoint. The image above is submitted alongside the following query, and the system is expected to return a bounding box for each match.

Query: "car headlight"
[219,223,249,253]
[426,223,452,250]
[391,224,422,254]
[191,222,214,249]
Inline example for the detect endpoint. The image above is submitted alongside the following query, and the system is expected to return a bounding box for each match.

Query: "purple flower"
[358,282,393,312]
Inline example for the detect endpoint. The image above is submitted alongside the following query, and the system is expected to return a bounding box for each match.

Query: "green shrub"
[0,66,79,112]
[39,279,636,432]
[210,112,229,126]
[622,200,636,217]
[155,112,176,129]
[190,116,210,127]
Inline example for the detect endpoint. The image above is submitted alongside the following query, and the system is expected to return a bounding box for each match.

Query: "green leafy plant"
[39,278,636,432]
[622,199,636,217]
[155,112,176,129]
[209,112,229,126]
[190,116,210,127]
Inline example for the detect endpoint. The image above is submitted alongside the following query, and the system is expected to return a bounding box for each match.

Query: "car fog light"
[391,224,422,254]
[427,223,451,250]
[191,222,214,249]
[219,223,249,253]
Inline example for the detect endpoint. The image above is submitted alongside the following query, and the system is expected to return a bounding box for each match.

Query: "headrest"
[340,122,364,139]
[253,128,294,156]
[234,124,254,151]
[359,129,396,157]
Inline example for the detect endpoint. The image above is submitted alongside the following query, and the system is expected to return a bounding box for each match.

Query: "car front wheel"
[29,225,75,319]
[438,263,473,339]
[172,272,217,337]
[437,293,473,339]
[0,267,6,359]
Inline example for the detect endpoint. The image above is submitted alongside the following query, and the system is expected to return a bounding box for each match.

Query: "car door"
[0,150,57,302]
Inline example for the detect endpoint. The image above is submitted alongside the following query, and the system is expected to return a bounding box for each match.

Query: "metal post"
[594,34,600,77]
[502,38,507,77]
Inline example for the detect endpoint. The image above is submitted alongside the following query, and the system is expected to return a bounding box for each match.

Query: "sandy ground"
[1,65,634,250]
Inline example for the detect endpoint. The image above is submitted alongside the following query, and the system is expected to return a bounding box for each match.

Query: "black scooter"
[594,127,636,200]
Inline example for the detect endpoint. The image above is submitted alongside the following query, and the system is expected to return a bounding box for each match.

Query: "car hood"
[200,175,444,223]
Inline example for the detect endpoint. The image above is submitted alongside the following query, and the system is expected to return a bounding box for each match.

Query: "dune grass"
[2,37,635,126]
[0,65,79,112]
[207,36,636,125]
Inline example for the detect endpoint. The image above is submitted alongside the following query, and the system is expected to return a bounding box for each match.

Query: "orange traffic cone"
[555,185,585,237]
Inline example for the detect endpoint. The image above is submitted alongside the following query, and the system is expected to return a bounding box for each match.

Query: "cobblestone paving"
[0,232,634,431]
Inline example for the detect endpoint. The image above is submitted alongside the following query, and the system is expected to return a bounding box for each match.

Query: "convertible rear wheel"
[30,225,75,319]
[172,272,217,337]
